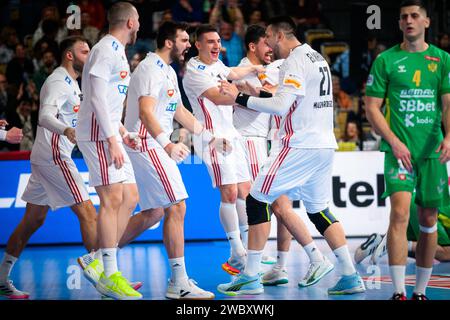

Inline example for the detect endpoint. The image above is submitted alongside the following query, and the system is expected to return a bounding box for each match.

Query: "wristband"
[235,92,250,107]
[155,132,171,148]
[259,90,273,98]
[200,128,214,144]
[0,129,6,141]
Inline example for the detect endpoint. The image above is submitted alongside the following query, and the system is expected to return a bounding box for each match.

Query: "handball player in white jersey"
[218,16,365,296]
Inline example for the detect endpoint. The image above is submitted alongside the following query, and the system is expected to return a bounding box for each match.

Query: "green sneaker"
[95,272,143,300]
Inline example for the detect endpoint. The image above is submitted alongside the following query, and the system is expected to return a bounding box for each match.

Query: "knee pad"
[246,194,272,225]
[307,207,338,236]
[419,223,437,233]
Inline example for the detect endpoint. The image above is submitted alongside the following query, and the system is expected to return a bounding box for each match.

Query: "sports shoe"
[95,272,142,300]
[78,253,143,290]
[328,272,366,295]
[0,280,29,299]
[261,266,288,286]
[411,292,429,300]
[390,292,407,300]
[166,278,215,300]
[298,256,334,287]
[370,234,387,265]
[261,255,277,265]
[222,255,246,276]
[354,233,383,264]
[217,273,263,296]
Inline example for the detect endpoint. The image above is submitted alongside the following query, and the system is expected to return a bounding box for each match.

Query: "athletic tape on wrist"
[419,223,437,233]
[155,133,171,148]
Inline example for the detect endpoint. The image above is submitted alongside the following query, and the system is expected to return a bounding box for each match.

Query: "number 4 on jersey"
[412,70,421,87]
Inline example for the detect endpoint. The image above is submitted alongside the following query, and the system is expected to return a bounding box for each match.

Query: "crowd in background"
[0,0,449,152]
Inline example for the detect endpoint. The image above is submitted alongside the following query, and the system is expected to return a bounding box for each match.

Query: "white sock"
[226,230,246,257]
[236,198,248,248]
[94,249,103,262]
[239,225,249,250]
[407,241,413,252]
[276,251,288,269]
[304,241,324,263]
[101,248,118,277]
[169,257,188,284]
[414,266,432,295]
[0,253,17,283]
[333,245,356,276]
[389,265,406,294]
[244,250,263,277]
[219,202,239,232]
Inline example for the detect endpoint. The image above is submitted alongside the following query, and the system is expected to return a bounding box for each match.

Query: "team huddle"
[1,0,449,300]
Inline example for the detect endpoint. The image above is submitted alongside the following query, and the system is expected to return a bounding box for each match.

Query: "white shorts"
[251,148,334,213]
[193,135,250,188]
[22,161,89,211]
[242,136,269,182]
[128,148,188,210]
[78,141,136,187]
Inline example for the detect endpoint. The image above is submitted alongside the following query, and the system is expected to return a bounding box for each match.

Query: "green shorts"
[407,200,450,246]
[383,152,450,208]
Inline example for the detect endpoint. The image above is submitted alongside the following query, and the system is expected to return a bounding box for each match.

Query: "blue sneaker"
[328,272,366,295]
[217,273,263,296]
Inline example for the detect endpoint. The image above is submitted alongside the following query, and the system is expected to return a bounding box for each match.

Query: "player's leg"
[163,201,214,300]
[70,200,98,252]
[116,183,139,245]
[0,203,48,299]
[236,181,251,248]
[118,208,164,248]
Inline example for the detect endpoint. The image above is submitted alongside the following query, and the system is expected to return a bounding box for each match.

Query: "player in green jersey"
[365,0,450,300]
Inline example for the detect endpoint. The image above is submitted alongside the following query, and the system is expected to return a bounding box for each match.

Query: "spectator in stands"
[241,0,269,25]
[5,43,34,90]
[218,19,244,66]
[79,0,106,31]
[209,0,245,37]
[0,27,19,67]
[332,74,354,111]
[0,73,12,119]
[438,32,450,53]
[81,12,100,46]
[32,50,57,92]
[32,6,67,46]
[172,0,204,26]
[247,10,266,28]
[6,98,36,151]
[338,120,361,151]
[130,52,146,73]
[33,19,60,62]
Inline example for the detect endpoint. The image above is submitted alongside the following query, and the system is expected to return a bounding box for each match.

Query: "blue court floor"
[1,238,450,300]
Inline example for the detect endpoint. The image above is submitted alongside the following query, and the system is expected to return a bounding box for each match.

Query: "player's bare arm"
[364,96,412,172]
[437,93,450,163]
[227,65,265,81]
[139,96,189,162]
[202,86,236,105]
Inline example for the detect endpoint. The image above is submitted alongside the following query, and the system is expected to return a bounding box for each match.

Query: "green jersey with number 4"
[366,44,450,159]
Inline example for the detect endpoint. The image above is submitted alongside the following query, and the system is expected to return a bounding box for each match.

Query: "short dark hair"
[59,36,87,60]
[195,24,218,41]
[156,21,189,50]
[400,0,427,14]
[244,25,266,50]
[267,16,297,38]
[107,2,136,28]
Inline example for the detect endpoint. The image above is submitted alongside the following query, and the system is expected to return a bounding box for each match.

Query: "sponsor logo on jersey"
[367,74,374,86]
[425,55,440,62]
[428,62,437,73]
[166,102,177,112]
[79,93,83,101]
[167,89,175,97]
[65,76,72,85]
[120,71,128,79]
[118,85,128,95]
[283,75,301,89]
[397,65,406,73]
[198,65,206,70]
[73,105,80,113]
[112,41,119,51]
[156,60,164,68]
[258,73,268,81]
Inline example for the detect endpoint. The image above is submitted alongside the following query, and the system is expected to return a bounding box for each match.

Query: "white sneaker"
[298,256,334,287]
[261,266,288,286]
[354,233,383,264]
[166,278,215,300]
[370,233,387,264]
[0,279,29,299]
[77,253,103,286]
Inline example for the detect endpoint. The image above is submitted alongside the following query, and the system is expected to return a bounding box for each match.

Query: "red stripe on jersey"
[198,98,214,132]
[209,145,222,187]
[61,160,83,203]
[148,149,176,203]
[260,147,291,194]
[281,102,297,148]
[274,115,281,129]
[96,141,109,185]
[247,140,259,181]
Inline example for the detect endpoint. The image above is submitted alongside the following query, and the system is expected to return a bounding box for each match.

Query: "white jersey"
[183,57,239,139]
[31,67,81,166]
[233,57,270,138]
[125,52,181,152]
[277,44,337,149]
[76,34,130,141]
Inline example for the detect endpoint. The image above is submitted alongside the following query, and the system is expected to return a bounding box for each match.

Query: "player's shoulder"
[426,44,450,62]
[185,56,208,75]
[45,67,73,87]
[137,52,165,73]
